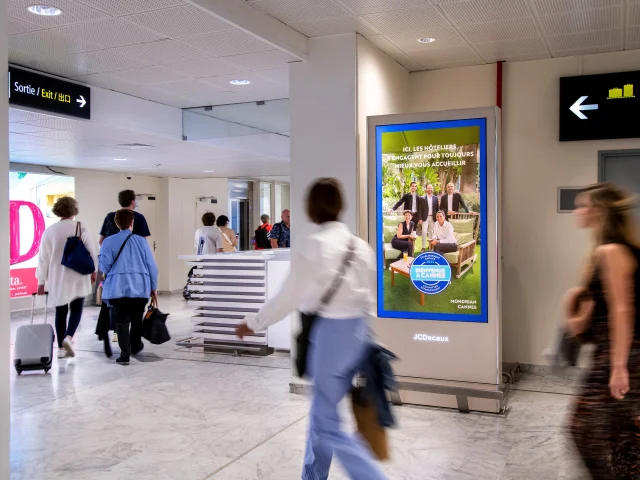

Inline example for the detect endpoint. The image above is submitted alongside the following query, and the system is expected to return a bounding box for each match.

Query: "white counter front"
[178,250,291,354]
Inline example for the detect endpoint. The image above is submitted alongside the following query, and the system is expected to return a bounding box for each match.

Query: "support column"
[1,1,10,476]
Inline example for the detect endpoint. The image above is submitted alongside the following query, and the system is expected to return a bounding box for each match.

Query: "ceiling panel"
[73,0,185,16]
[409,45,484,64]
[475,37,549,61]
[152,79,226,99]
[547,28,621,51]
[249,0,350,24]
[553,44,619,56]
[8,0,110,27]
[539,7,621,35]
[254,68,290,85]
[335,0,433,15]
[179,29,275,58]
[163,58,248,78]
[113,40,211,65]
[202,72,279,91]
[359,6,451,34]
[384,29,467,50]
[532,0,622,16]
[459,17,540,43]
[108,65,191,84]
[628,3,640,27]
[8,17,41,35]
[289,16,379,37]
[52,18,165,48]
[23,56,96,77]
[222,50,298,71]
[9,30,100,57]
[59,49,152,75]
[123,4,234,38]
[440,0,532,25]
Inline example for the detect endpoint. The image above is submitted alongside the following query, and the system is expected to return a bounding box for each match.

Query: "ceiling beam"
[185,0,308,61]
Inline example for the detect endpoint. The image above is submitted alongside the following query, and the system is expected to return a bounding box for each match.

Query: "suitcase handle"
[31,292,49,325]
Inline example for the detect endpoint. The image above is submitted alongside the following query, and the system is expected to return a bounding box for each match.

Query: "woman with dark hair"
[36,197,98,359]
[194,212,223,254]
[236,178,387,480]
[567,183,640,477]
[216,215,238,252]
[391,211,416,259]
[100,209,158,366]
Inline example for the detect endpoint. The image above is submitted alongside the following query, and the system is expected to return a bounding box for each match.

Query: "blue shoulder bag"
[61,222,95,275]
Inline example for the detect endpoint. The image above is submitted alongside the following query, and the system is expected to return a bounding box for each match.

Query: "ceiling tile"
[73,72,140,91]
[221,50,298,71]
[8,0,110,28]
[334,0,432,15]
[532,0,622,16]
[365,35,422,69]
[459,17,540,43]
[359,6,451,34]
[628,3,640,27]
[626,25,640,43]
[475,37,549,61]
[164,58,247,78]
[53,18,165,48]
[109,65,191,84]
[8,48,41,66]
[384,28,467,50]
[539,7,621,35]
[123,5,234,38]
[408,45,483,64]
[59,49,151,75]
[113,40,211,65]
[8,17,41,35]
[553,44,619,57]
[439,0,531,25]
[254,68,289,85]
[547,28,621,51]
[180,30,273,58]
[9,30,100,57]
[26,56,96,77]
[153,79,226,99]
[72,0,185,16]
[421,59,486,69]
[179,91,245,107]
[234,85,289,102]
[290,15,379,37]
[249,0,350,24]
[201,72,278,91]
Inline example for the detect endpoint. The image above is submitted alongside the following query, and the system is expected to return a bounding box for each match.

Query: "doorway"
[599,149,640,221]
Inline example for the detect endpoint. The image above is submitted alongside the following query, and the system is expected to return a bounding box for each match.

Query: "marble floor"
[10,295,589,480]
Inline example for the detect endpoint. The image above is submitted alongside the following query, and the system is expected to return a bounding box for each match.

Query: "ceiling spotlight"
[230,79,251,86]
[203,170,215,173]
[113,158,127,161]
[27,5,62,15]
[418,37,436,44]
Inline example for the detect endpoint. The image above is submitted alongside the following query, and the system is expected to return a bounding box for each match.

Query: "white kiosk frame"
[367,107,503,413]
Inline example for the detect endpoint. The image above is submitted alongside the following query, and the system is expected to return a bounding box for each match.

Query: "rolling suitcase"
[14,293,54,375]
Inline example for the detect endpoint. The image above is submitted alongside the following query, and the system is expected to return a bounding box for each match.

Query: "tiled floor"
[10,295,589,479]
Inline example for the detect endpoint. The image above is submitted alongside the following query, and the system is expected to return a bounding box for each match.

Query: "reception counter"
[177,249,291,355]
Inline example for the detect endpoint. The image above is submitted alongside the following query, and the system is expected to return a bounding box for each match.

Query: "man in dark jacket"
[389,181,422,223]
[439,182,476,218]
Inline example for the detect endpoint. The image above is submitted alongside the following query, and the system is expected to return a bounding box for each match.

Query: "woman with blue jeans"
[236,178,387,480]
[100,209,158,366]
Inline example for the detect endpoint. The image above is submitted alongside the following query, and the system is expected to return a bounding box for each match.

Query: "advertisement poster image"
[376,118,488,323]
[9,172,75,298]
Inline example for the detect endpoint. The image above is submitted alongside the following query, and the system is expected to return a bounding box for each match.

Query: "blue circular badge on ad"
[410,252,452,295]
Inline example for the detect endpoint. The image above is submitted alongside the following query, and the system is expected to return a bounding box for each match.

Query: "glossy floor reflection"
[10,295,588,479]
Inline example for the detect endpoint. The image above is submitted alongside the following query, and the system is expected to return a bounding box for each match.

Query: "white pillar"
[1,1,10,476]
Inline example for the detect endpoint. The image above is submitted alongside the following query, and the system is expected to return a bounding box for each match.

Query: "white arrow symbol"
[76,95,86,108]
[570,95,598,120]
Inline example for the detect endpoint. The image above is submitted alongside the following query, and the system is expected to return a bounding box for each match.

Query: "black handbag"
[295,238,356,378]
[142,296,171,345]
[61,222,95,275]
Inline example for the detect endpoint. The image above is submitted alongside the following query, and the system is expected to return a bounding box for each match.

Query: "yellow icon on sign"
[608,84,634,99]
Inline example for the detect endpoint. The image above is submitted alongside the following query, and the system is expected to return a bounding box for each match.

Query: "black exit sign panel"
[560,70,640,142]
[8,66,91,120]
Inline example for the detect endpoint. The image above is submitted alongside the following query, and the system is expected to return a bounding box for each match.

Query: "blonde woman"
[567,183,640,477]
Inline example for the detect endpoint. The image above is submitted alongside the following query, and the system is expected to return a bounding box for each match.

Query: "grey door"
[599,149,640,222]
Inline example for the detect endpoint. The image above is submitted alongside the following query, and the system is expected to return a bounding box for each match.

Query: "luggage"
[14,293,55,375]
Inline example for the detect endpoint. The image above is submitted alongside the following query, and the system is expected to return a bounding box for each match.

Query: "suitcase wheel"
[16,368,22,375]
[44,368,50,374]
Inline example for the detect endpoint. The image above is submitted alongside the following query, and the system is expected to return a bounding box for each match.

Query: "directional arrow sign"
[569,96,598,120]
[76,95,86,108]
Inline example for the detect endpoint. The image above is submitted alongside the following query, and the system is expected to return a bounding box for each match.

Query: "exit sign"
[559,70,640,142]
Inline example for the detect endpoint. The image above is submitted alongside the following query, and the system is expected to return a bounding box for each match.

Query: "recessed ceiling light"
[27,5,62,16]
[203,170,215,173]
[418,37,436,44]
[113,158,127,161]
[230,80,251,86]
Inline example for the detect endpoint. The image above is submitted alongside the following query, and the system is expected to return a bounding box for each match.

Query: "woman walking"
[194,212,223,255]
[36,197,98,359]
[567,183,640,478]
[100,209,158,366]
[236,178,387,480]
[216,215,238,252]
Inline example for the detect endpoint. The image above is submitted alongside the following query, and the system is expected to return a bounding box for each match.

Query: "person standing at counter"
[236,178,387,480]
[269,209,290,249]
[194,212,223,254]
[430,211,458,255]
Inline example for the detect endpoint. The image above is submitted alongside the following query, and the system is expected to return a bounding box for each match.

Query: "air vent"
[111,143,155,150]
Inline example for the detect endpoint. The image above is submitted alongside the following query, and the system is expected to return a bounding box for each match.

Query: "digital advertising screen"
[9,172,75,298]
[376,118,488,323]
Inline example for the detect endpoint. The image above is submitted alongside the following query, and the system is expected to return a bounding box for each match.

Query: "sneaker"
[132,343,144,356]
[62,336,75,358]
[57,349,67,359]
[116,356,130,366]
[112,332,118,342]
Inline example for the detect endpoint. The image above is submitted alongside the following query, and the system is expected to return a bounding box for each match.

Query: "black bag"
[255,225,271,249]
[295,238,356,378]
[183,267,196,300]
[61,222,95,275]
[142,296,170,345]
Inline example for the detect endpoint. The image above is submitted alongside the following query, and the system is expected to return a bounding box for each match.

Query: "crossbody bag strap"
[108,233,134,276]
[75,221,82,237]
[317,237,357,312]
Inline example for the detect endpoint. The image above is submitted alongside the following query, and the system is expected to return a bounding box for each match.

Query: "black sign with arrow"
[8,66,91,120]
[559,70,640,142]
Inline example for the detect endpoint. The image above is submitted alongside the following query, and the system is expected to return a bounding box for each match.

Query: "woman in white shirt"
[194,212,223,255]
[430,210,458,255]
[36,197,98,358]
[236,178,387,480]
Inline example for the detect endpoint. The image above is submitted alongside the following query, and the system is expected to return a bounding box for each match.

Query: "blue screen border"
[375,118,488,323]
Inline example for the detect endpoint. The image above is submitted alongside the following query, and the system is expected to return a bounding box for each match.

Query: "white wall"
[408,50,640,364]
[1,2,10,476]
[357,36,409,238]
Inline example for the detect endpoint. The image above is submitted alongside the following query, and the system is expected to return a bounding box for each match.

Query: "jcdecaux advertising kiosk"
[368,107,503,413]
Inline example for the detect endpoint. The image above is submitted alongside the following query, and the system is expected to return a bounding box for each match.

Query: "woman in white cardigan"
[36,197,98,358]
